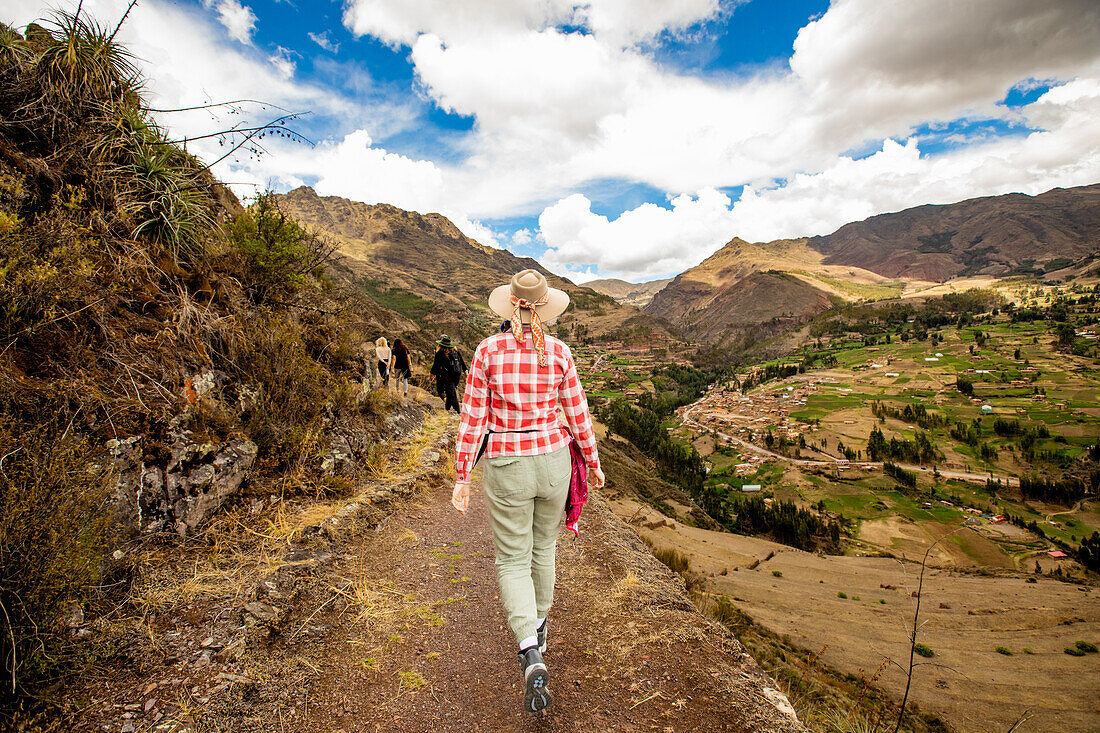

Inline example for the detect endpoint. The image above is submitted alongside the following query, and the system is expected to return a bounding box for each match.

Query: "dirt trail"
[70,411,803,733]
[293,452,803,732]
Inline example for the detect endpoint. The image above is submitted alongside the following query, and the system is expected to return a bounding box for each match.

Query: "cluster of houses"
[676,379,827,459]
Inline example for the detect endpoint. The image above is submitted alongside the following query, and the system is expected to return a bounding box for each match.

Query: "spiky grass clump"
[115,140,215,262]
[1,11,215,264]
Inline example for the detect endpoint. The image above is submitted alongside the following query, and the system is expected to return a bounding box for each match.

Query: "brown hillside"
[585,277,672,307]
[647,262,836,350]
[811,184,1100,280]
[278,187,678,348]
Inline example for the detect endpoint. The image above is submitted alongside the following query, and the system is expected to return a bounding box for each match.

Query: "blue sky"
[8,0,1100,281]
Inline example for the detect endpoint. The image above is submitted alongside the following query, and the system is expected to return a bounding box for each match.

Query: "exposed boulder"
[321,434,355,475]
[109,431,257,537]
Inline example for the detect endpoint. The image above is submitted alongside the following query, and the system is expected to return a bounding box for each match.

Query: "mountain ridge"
[278,186,681,349]
[646,182,1100,351]
[810,183,1100,280]
[585,277,673,307]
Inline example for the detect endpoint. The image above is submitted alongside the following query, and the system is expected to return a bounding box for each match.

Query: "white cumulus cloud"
[537,77,1100,281]
[539,189,740,281]
[204,0,258,45]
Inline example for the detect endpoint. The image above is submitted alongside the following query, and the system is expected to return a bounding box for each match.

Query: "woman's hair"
[376,336,388,348]
[393,338,407,354]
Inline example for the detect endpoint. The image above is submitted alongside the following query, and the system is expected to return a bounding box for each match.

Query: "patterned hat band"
[510,293,549,366]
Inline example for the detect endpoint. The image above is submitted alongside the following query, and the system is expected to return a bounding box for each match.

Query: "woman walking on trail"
[391,338,412,396]
[430,334,466,412]
[375,337,392,387]
[450,269,606,714]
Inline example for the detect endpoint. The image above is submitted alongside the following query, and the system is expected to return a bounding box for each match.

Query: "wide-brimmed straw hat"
[488,269,570,323]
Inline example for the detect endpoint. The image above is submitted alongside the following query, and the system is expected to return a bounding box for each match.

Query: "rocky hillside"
[278,186,679,348]
[648,269,836,352]
[585,276,672,307]
[810,184,1100,280]
[0,16,431,721]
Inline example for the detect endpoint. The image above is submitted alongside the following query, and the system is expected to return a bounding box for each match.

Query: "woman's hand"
[589,466,606,490]
[451,481,471,515]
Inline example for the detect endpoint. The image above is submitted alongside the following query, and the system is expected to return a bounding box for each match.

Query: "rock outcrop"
[108,431,257,537]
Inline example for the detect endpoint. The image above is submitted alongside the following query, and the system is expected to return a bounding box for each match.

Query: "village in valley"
[582,283,1100,733]
[577,282,1100,576]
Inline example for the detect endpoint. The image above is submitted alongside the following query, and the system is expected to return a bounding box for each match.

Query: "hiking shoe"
[537,619,548,655]
[518,646,551,713]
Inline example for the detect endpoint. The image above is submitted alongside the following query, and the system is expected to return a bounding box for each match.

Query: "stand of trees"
[693,490,842,553]
[1079,532,1100,573]
[601,399,706,494]
[950,420,980,446]
[740,362,802,392]
[871,401,947,430]
[1018,474,1087,505]
[866,426,937,464]
[884,461,918,489]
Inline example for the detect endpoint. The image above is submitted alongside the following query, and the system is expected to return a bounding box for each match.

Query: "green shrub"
[228,192,336,303]
[0,421,112,696]
[995,646,1012,656]
[914,643,935,658]
[1022,648,1034,655]
[771,570,783,577]
[837,591,848,599]
[1075,641,1098,653]
[1064,646,1086,657]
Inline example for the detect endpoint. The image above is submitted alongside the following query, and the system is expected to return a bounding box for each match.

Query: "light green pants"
[482,446,571,646]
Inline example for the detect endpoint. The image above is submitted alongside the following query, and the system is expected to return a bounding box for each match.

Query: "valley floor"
[614,501,1100,733]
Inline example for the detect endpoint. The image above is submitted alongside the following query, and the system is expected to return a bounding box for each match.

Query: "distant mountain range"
[584,277,672,307]
[278,187,676,349]
[645,183,1100,351]
[279,183,1099,357]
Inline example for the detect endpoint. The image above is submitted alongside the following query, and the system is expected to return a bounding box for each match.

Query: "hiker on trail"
[391,338,412,396]
[430,334,466,412]
[450,269,606,714]
[375,337,392,387]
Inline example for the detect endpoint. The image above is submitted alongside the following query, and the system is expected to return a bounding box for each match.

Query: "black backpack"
[446,351,464,382]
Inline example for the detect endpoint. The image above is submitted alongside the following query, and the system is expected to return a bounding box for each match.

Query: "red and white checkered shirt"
[454,331,600,484]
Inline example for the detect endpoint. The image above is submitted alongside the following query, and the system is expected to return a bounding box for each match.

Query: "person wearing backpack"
[450,270,605,714]
[430,334,466,412]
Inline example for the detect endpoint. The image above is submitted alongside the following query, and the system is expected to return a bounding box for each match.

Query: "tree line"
[1018,474,1088,505]
[692,488,842,553]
